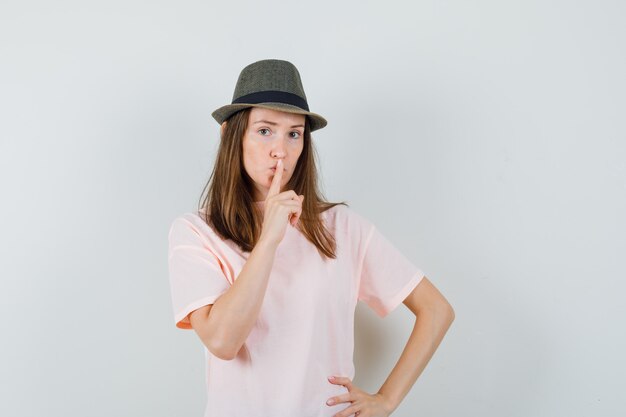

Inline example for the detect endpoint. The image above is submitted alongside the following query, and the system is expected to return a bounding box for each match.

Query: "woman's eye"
[258,128,271,136]
[290,131,301,139]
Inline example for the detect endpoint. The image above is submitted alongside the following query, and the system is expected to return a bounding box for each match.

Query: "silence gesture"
[258,159,304,247]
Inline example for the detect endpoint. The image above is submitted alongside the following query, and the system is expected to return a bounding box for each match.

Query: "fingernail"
[326,399,334,405]
[328,376,335,381]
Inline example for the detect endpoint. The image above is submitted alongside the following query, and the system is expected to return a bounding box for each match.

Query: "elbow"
[447,303,455,324]
[211,348,236,361]
[193,313,240,360]
[193,329,233,360]
[419,298,455,326]
[206,341,229,360]
[207,338,242,361]
[440,298,455,324]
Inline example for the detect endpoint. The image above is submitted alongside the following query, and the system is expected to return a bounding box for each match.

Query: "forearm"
[377,305,455,413]
[206,238,278,358]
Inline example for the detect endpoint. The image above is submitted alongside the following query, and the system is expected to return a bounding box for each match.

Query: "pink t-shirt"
[167,201,425,417]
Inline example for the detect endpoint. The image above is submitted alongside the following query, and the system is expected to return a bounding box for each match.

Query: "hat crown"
[211,58,327,132]
[232,59,307,102]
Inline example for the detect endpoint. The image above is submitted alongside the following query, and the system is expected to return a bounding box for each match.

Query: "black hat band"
[232,90,310,111]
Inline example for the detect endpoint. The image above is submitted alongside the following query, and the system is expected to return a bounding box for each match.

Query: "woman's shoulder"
[167,209,225,247]
[320,202,375,234]
[168,209,209,230]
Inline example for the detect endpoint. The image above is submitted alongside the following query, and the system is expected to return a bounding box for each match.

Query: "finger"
[326,392,353,406]
[328,376,350,384]
[328,376,353,390]
[290,196,304,226]
[333,403,360,417]
[290,205,303,226]
[267,159,283,199]
[281,190,300,201]
[273,200,300,224]
[282,201,301,226]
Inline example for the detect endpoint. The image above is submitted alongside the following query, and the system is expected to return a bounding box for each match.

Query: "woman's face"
[239,107,305,201]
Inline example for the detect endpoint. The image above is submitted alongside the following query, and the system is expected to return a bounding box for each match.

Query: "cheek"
[247,153,263,170]
[293,146,304,164]
[242,144,266,173]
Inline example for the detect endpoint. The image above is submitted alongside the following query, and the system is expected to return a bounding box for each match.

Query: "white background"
[1,1,624,416]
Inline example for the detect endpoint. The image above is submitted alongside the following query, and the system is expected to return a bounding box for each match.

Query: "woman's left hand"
[326,376,393,417]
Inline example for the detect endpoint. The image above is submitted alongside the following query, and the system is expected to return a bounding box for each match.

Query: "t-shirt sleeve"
[167,216,231,329]
[357,223,425,318]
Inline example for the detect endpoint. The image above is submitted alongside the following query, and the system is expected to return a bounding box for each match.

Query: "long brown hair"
[198,107,347,259]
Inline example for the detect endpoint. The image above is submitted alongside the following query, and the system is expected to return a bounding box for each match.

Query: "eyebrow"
[253,120,304,128]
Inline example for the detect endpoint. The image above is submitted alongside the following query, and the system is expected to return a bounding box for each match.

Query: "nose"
[271,139,287,159]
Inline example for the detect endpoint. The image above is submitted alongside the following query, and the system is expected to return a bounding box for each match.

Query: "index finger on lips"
[267,159,283,199]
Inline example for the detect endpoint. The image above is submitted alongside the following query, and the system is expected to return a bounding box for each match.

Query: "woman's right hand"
[258,159,304,247]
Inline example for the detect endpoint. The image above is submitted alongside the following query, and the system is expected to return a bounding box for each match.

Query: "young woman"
[168,59,455,417]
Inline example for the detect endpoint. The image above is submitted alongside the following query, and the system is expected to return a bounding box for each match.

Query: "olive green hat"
[211,59,328,132]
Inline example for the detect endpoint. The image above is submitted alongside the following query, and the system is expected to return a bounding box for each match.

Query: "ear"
[220,121,227,136]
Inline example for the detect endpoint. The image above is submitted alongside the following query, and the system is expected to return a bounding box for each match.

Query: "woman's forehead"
[248,107,305,126]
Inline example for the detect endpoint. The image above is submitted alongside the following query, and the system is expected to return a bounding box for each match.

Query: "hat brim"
[211,102,327,132]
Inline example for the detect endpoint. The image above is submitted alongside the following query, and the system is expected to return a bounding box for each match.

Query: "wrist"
[375,392,397,415]
[255,235,279,252]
